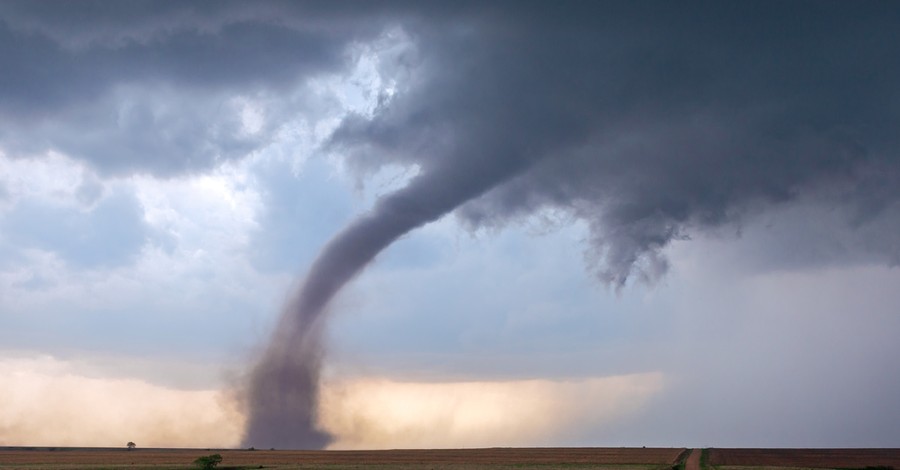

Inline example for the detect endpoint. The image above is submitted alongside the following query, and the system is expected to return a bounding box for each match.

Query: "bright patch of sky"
[0,30,416,370]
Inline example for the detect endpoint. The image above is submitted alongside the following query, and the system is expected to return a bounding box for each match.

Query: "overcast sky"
[1,0,899,449]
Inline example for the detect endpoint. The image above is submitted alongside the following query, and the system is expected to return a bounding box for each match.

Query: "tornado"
[240,156,536,448]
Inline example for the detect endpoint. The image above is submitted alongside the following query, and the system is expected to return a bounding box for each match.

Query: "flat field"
[707,448,900,469]
[0,447,686,470]
[3,447,898,470]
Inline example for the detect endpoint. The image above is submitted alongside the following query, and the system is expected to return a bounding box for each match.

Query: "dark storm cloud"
[0,1,384,105]
[0,0,390,176]
[4,1,897,273]
[332,1,900,286]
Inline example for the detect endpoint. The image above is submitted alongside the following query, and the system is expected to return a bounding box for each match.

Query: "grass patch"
[672,450,690,470]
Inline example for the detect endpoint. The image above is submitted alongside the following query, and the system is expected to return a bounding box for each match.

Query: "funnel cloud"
[241,141,542,447]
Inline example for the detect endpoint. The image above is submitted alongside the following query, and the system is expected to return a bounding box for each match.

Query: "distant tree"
[127,442,136,450]
[193,453,223,470]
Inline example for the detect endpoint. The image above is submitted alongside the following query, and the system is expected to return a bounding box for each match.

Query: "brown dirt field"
[708,448,900,469]
[0,447,686,470]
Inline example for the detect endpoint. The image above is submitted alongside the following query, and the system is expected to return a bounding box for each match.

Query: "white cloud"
[0,150,290,362]
[0,151,97,207]
[133,163,262,255]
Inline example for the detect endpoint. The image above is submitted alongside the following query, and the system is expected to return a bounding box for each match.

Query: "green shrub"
[192,453,223,470]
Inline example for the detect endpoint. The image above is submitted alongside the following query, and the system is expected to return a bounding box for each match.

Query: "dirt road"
[684,448,701,470]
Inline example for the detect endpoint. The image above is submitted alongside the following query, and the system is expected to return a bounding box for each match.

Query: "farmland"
[0,447,685,470]
[707,448,900,469]
[1,447,898,470]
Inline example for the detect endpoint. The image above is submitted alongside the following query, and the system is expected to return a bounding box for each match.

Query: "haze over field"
[1,1,899,449]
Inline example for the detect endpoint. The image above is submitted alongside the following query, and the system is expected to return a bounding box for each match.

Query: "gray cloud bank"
[332,1,900,285]
[4,1,898,279]
[0,0,387,175]
[4,0,900,449]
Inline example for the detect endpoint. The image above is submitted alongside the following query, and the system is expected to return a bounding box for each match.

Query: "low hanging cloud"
[0,355,661,449]
[320,373,664,450]
[0,356,244,448]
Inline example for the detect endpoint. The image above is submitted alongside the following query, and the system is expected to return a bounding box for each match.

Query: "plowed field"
[708,448,900,469]
[0,447,686,470]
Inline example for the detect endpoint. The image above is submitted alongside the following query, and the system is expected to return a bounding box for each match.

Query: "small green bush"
[192,453,223,470]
